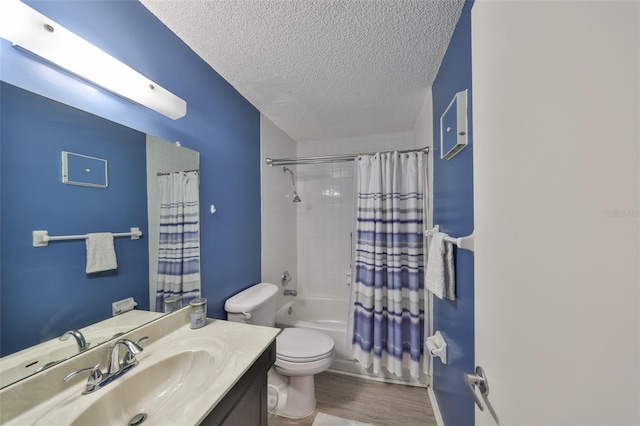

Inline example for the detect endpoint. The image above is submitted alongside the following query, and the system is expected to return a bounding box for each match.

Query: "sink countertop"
[0,312,280,426]
[154,319,281,424]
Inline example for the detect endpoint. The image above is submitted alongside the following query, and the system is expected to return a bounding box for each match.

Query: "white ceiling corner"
[140,0,465,142]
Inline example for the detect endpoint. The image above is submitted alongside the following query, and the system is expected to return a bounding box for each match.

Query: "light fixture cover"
[0,0,187,120]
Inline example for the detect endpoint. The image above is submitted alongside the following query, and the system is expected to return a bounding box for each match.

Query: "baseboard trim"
[428,386,445,426]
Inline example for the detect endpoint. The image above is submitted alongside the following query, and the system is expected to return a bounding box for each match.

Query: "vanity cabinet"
[201,341,276,426]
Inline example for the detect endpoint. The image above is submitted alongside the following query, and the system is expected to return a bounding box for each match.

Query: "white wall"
[260,115,298,302]
[413,87,434,229]
[472,1,639,424]
[146,136,199,310]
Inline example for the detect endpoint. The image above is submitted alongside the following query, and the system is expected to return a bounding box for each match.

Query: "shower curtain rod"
[265,146,429,166]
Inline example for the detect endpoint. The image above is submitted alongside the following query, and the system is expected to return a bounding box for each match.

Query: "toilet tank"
[224,283,279,326]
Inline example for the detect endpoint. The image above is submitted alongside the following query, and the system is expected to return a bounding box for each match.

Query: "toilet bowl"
[224,283,335,419]
[272,328,335,418]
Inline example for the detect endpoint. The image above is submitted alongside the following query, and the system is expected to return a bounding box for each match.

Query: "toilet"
[224,282,335,419]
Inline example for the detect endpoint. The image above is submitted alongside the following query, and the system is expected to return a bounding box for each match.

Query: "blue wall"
[0,1,261,324]
[0,82,149,355]
[431,2,475,425]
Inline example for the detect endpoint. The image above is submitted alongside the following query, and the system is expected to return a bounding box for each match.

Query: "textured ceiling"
[140,0,464,142]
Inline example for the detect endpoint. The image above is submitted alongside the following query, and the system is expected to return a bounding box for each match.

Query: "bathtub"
[275,296,428,386]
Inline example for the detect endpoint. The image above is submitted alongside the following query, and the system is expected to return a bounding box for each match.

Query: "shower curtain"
[347,151,427,379]
[155,170,201,312]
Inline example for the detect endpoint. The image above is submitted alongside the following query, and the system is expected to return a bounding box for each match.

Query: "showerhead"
[283,167,302,203]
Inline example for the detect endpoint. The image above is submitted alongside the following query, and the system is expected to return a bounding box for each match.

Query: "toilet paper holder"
[112,297,137,316]
[426,331,448,364]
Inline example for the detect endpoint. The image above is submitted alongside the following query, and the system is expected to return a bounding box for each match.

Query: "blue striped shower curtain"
[155,170,201,312]
[347,151,427,378]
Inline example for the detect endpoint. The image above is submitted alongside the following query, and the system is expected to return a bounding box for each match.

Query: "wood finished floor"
[269,372,436,426]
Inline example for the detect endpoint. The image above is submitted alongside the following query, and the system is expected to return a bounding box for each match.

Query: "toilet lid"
[276,328,334,362]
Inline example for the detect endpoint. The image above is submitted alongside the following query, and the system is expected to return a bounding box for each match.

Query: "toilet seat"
[277,351,334,363]
[276,328,335,363]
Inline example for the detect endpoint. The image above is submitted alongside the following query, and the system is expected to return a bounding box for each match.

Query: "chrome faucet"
[281,271,292,287]
[59,330,90,352]
[64,337,147,395]
[283,289,297,297]
[105,338,145,375]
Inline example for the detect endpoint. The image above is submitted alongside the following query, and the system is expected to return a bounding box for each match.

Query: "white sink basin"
[70,350,217,426]
[31,337,227,426]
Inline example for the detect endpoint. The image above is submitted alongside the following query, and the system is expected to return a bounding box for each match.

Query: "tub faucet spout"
[283,289,297,297]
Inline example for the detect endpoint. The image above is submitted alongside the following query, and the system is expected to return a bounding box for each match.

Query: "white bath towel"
[85,232,117,274]
[425,231,456,300]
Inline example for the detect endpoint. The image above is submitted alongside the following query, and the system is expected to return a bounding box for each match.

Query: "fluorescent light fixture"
[0,0,187,120]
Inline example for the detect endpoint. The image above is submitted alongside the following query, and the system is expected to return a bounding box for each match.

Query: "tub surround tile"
[295,133,419,301]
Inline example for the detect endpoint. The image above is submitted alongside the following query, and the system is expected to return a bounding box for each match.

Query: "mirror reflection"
[0,82,200,388]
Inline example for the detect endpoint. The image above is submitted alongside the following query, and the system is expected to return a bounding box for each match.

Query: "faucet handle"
[281,271,292,287]
[135,336,149,346]
[63,363,103,384]
[64,363,104,395]
[124,337,148,365]
[108,331,126,340]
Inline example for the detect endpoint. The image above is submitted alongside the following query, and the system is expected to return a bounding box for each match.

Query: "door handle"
[463,366,488,411]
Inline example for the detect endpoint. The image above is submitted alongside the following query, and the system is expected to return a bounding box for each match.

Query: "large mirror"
[0,81,200,388]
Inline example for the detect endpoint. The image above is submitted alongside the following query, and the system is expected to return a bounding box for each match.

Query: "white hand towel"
[85,232,118,274]
[425,232,456,300]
